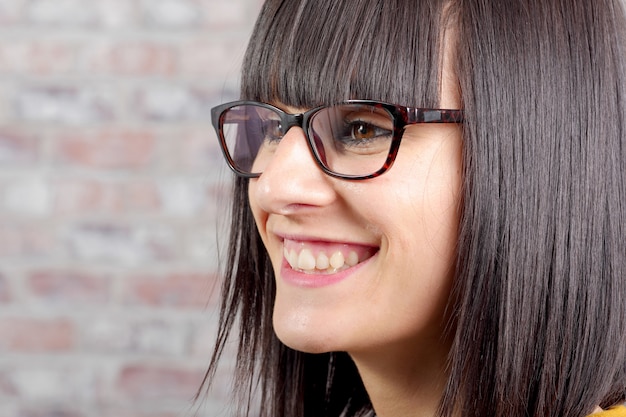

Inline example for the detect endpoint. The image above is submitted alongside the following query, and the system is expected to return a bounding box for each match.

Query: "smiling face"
[247,43,463,359]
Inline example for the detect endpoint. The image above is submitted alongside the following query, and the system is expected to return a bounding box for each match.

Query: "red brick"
[0,130,40,165]
[174,128,224,172]
[0,41,75,74]
[53,129,155,169]
[28,270,111,304]
[0,317,75,352]
[122,180,161,212]
[0,222,55,259]
[52,179,124,214]
[123,273,216,308]
[0,369,17,395]
[0,272,11,303]
[203,0,252,28]
[52,178,164,214]
[83,42,177,76]
[116,364,205,401]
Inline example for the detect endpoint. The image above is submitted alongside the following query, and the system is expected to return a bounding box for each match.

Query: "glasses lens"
[219,102,397,178]
[308,104,395,177]
[220,103,282,175]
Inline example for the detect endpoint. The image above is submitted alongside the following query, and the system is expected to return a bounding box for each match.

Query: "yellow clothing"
[589,406,626,417]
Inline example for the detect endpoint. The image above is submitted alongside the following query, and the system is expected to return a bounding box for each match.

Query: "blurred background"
[0,0,262,416]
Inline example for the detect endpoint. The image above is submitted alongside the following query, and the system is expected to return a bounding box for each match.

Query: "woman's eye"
[343,121,391,143]
[350,122,376,140]
[262,119,283,141]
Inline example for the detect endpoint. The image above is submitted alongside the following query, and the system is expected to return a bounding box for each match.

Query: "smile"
[282,238,378,274]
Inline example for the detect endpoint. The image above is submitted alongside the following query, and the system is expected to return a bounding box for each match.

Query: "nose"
[250,126,336,214]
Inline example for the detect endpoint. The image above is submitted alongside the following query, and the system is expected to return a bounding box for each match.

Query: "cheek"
[375,139,462,276]
[422,181,461,257]
[380,177,460,252]
[419,138,462,253]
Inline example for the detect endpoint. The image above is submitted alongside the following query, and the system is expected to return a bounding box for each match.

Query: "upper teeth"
[284,247,359,273]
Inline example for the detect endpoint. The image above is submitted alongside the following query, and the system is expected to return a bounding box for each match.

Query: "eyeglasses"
[211,100,464,180]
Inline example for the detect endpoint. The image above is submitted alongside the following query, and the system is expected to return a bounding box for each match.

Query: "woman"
[206,0,626,416]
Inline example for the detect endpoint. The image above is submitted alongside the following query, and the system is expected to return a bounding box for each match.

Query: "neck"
[349,336,450,417]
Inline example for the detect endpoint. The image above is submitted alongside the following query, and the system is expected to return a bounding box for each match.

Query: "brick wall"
[0,1,262,416]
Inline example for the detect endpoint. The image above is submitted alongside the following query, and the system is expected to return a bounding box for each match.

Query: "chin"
[275,331,337,354]
[272,312,344,354]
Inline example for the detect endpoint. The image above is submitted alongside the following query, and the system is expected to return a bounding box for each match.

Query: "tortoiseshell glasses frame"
[211,100,464,180]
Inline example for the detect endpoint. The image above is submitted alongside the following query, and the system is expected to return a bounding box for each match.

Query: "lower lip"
[279,254,376,288]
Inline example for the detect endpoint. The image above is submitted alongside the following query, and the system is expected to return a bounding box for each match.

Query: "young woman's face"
[248,55,462,359]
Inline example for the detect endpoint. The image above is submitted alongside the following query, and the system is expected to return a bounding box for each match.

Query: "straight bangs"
[241,0,446,109]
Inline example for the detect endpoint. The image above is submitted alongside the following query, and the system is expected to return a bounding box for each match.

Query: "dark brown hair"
[202,1,626,416]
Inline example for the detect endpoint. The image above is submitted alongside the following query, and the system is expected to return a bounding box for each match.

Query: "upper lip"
[272,230,379,248]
